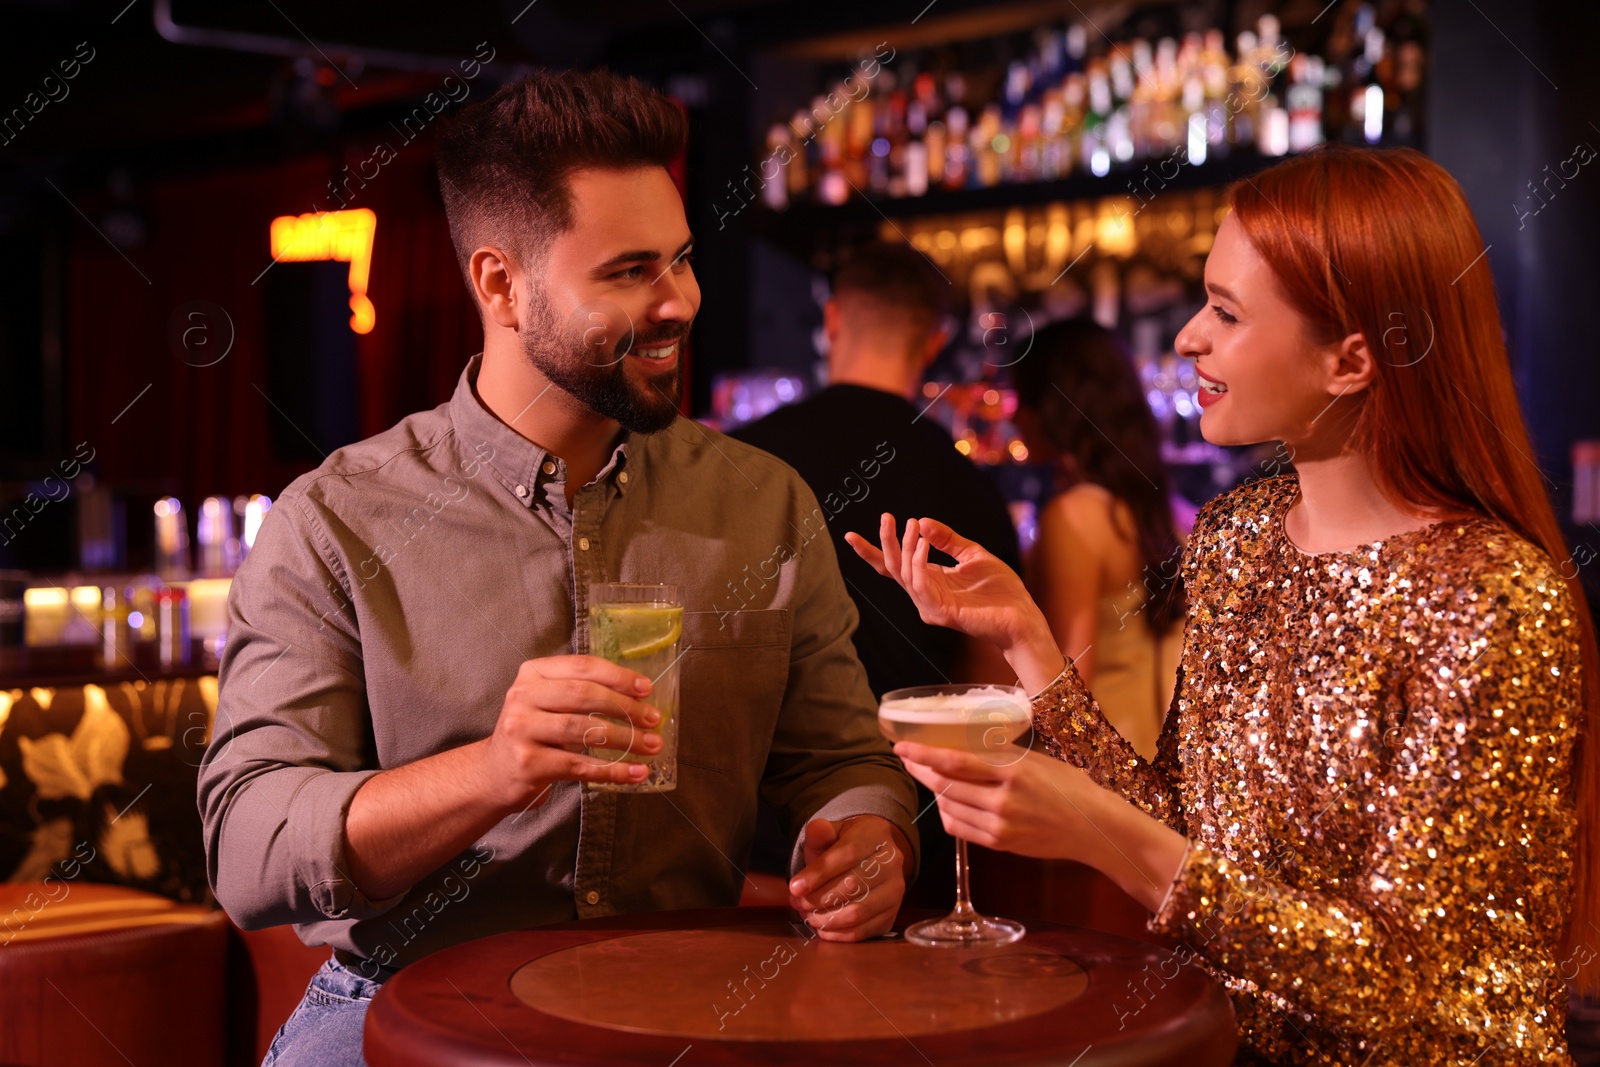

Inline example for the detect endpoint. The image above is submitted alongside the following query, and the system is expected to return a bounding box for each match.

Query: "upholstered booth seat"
[0,883,228,1067]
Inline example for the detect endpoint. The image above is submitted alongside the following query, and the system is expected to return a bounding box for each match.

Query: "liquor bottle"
[870,86,904,196]
[763,124,790,210]
[1109,49,1136,162]
[1286,54,1325,153]
[812,94,840,169]
[1064,23,1088,77]
[973,103,1003,187]
[845,79,875,191]
[1149,36,1183,157]
[904,97,930,196]
[1132,37,1154,78]
[1229,30,1262,147]
[99,583,132,669]
[813,93,849,204]
[1342,4,1381,145]
[1128,42,1155,159]
[1060,70,1086,167]
[1033,28,1065,93]
[945,70,968,114]
[1173,33,1204,160]
[1182,69,1208,165]
[944,104,971,190]
[1198,28,1230,156]
[1253,15,1290,156]
[1121,40,1147,103]
[1083,59,1113,176]
[1002,59,1031,121]
[1039,87,1069,178]
[1107,105,1134,169]
[913,71,941,121]
[1352,21,1386,144]
[1257,91,1290,156]
[924,119,947,188]
[904,140,929,197]
[1016,102,1043,182]
[1256,14,1288,77]
[786,108,811,198]
[1384,0,1427,146]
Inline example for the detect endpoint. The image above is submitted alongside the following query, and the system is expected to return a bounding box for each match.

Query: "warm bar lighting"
[268,208,378,334]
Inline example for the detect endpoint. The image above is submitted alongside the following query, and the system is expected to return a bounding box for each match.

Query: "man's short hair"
[832,241,948,325]
[435,68,687,290]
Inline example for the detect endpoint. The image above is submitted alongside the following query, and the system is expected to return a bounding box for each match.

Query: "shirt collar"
[448,354,636,509]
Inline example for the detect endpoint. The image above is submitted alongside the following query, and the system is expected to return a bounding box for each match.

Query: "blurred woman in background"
[1011,319,1188,759]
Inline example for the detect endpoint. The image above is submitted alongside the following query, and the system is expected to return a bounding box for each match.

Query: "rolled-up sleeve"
[756,487,921,881]
[197,488,401,929]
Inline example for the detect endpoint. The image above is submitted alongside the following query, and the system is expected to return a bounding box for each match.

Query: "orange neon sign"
[269,208,377,334]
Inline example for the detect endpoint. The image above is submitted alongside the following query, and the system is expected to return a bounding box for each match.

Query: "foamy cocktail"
[877,686,1031,755]
[878,683,1030,947]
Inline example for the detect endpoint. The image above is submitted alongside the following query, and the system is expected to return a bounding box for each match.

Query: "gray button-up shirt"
[199,355,918,970]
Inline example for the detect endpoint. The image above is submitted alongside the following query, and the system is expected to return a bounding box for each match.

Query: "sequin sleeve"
[1148,556,1581,1061]
[1031,661,1188,833]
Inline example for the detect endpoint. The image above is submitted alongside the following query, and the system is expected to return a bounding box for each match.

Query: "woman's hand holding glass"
[893,741,1186,913]
[844,513,1067,694]
[894,743,1096,861]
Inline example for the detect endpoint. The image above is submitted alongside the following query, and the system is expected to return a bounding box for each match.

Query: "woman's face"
[1175,214,1353,449]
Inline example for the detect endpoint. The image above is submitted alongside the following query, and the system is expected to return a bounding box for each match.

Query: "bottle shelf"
[748,149,1288,250]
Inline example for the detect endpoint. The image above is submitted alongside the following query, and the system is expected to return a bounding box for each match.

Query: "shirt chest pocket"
[675,609,790,779]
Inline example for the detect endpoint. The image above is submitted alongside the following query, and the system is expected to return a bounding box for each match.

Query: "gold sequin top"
[1033,474,1582,1065]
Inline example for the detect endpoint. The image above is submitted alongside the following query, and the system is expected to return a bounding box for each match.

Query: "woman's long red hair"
[1230,146,1600,994]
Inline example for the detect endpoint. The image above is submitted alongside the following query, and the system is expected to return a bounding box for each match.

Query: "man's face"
[521,166,699,433]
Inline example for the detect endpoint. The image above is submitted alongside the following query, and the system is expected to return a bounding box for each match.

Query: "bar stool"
[0,883,227,1067]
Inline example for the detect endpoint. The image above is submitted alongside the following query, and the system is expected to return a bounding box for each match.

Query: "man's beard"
[520,295,686,435]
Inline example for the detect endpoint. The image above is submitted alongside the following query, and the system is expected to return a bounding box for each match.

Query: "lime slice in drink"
[591,605,683,660]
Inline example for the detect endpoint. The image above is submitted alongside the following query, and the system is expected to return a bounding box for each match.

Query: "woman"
[848,146,1598,1064]
[1012,319,1187,759]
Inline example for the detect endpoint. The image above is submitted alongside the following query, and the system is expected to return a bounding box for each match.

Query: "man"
[199,69,917,1066]
[733,241,1022,906]
[733,241,1023,695]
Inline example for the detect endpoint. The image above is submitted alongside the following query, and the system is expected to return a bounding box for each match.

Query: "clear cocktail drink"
[586,583,683,793]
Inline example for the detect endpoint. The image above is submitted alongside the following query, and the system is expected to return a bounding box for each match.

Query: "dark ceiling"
[0,0,1029,222]
[0,1,758,155]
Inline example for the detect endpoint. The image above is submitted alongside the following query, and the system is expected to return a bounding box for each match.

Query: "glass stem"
[950,839,981,920]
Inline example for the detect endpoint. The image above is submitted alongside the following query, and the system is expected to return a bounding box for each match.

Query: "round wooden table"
[364,907,1237,1066]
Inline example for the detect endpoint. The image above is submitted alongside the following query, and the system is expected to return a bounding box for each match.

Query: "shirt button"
[585,890,600,905]
[542,461,556,475]
[578,537,590,551]
[514,484,528,498]
[617,471,629,485]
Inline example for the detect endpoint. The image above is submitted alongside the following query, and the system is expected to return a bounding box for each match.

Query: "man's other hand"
[787,815,910,941]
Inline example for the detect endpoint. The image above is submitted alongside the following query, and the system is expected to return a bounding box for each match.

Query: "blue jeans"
[262,955,385,1067]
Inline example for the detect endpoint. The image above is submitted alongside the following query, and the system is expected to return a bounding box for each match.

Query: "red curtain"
[63,139,482,504]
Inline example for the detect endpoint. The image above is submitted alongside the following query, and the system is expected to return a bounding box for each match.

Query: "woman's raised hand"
[845,514,1064,692]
